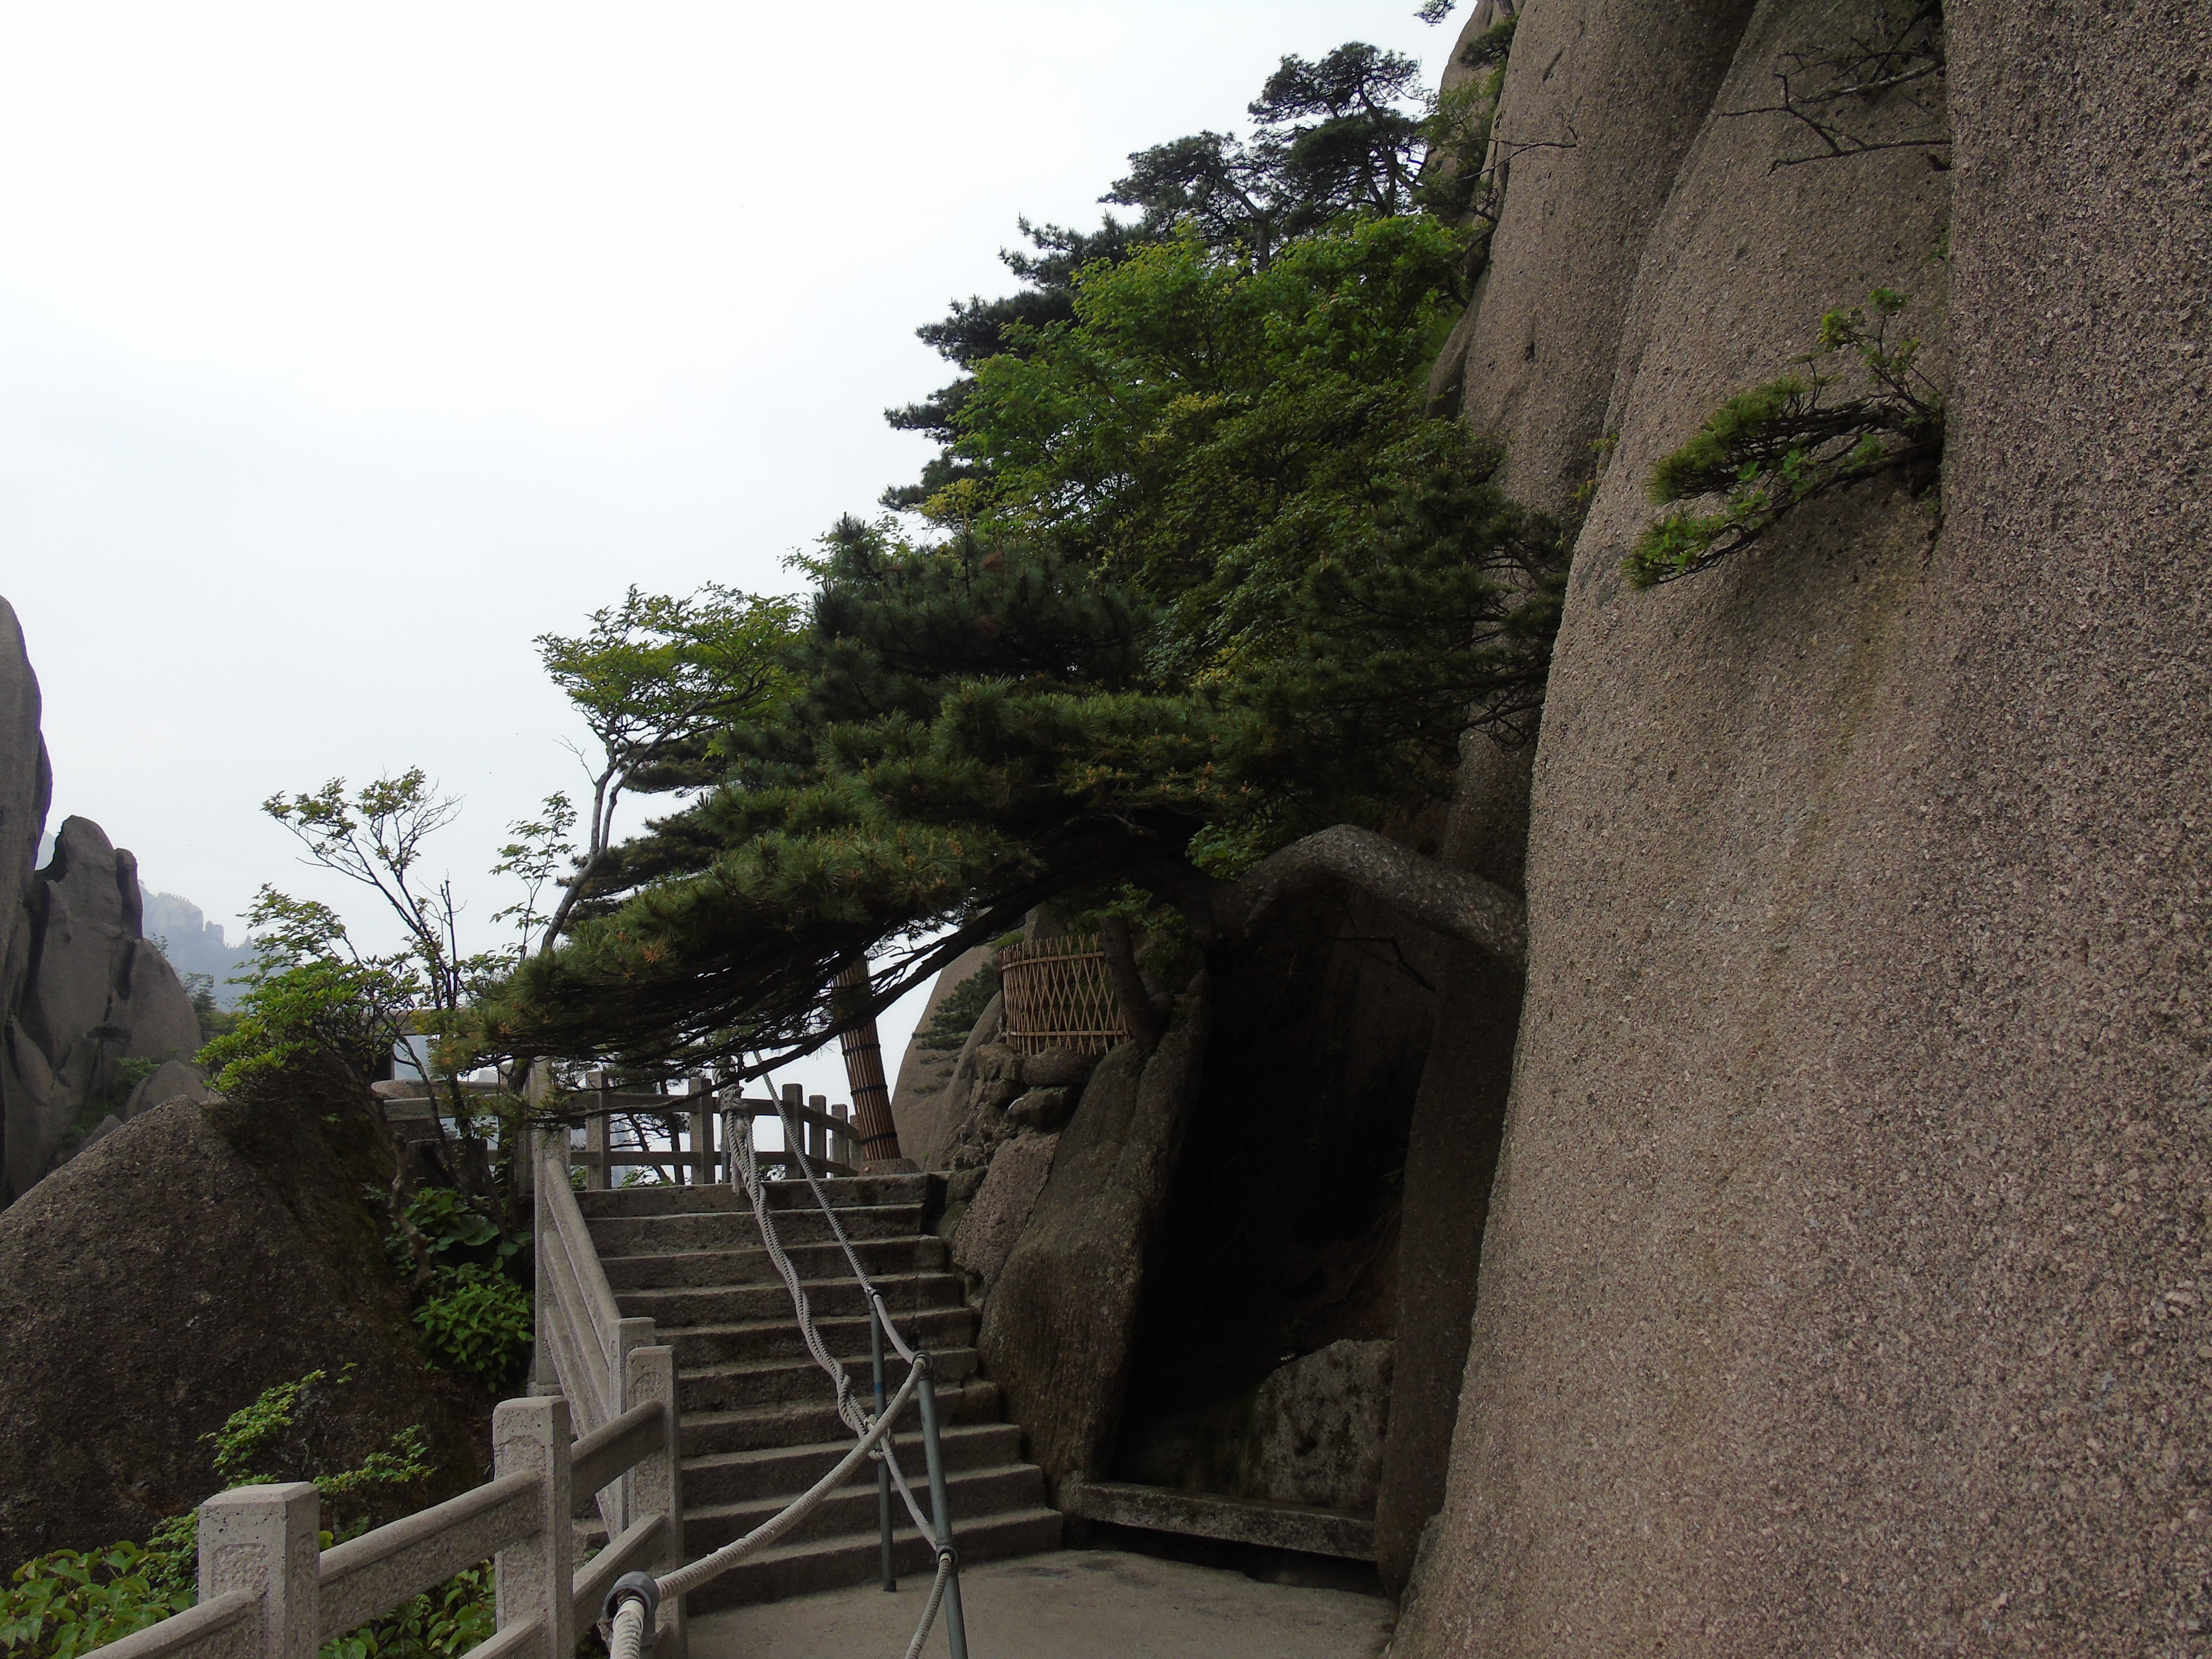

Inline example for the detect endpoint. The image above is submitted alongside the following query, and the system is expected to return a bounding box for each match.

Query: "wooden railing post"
[625,1344,687,1659]
[584,1097,608,1192]
[687,1098,712,1185]
[493,1396,574,1659]
[198,1483,319,1659]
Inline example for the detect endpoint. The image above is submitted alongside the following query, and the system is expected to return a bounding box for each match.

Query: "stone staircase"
[578,1173,1061,1613]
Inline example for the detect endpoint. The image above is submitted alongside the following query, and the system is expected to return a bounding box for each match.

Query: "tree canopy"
[490,252,1559,1074]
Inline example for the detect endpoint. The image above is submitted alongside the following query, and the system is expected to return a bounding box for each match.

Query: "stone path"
[687,1548,1393,1659]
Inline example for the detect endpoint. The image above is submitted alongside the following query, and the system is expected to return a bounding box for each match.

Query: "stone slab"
[1058,1480,1375,1563]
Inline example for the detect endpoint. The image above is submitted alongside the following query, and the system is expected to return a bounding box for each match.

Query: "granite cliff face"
[1391,1,2212,1652]
[0,598,204,1206]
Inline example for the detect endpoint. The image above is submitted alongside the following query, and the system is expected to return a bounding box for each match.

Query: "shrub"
[413,1266,533,1392]
[1626,289,1942,586]
[0,1544,195,1659]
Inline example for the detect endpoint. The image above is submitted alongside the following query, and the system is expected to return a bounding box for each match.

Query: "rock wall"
[1395,0,2212,1652]
[0,599,205,1205]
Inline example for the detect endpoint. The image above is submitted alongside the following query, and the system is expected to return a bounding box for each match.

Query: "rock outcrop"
[0,599,205,1205]
[0,1093,486,1565]
[1392,1,2212,1652]
[977,988,1209,1495]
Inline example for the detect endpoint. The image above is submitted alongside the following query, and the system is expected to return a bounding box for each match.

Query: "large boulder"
[0,1094,486,1566]
[1395,0,2212,1652]
[4,816,203,1198]
[977,988,1209,1494]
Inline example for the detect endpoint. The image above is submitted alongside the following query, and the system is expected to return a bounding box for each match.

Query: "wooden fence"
[995,936,1127,1056]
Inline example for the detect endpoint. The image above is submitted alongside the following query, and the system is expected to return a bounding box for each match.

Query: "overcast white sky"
[0,1,1461,1100]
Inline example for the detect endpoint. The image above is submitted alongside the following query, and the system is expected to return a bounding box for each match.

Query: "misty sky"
[0,1,1462,1098]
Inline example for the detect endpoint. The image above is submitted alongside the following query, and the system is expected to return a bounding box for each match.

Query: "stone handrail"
[93,1366,688,1659]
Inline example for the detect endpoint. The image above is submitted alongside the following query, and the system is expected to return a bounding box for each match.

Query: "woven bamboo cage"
[994,935,1128,1056]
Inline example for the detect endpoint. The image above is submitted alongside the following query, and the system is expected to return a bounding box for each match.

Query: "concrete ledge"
[1059,1480,1375,1562]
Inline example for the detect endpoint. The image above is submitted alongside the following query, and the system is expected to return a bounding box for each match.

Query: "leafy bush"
[413,1266,532,1392]
[1626,289,1943,586]
[0,1543,195,1659]
[383,1186,515,1279]
[318,1563,493,1659]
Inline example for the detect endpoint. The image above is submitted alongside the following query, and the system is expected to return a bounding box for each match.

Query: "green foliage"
[319,1564,493,1659]
[411,1265,533,1392]
[917,962,1000,1051]
[884,41,1449,510]
[180,974,238,1045]
[203,1369,434,1531]
[525,586,805,955]
[0,1545,196,1659]
[486,35,1565,1077]
[383,1186,516,1278]
[113,1057,164,1092]
[198,890,421,1094]
[1626,290,1943,586]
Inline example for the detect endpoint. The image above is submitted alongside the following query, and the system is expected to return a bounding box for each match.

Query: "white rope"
[728,1110,938,1535]
[606,1596,647,1659]
[761,1093,919,1364]
[655,1361,924,1600]
[902,1553,956,1659]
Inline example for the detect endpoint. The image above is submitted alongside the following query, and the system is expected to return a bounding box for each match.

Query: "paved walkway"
[688,1550,1393,1659]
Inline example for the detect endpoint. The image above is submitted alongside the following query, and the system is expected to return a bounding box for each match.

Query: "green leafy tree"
[522,586,802,951]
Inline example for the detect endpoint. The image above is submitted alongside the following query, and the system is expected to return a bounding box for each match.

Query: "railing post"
[781,1083,807,1165]
[873,1304,895,1592]
[532,1134,557,1396]
[915,1370,970,1659]
[625,1343,688,1659]
[493,1395,574,1659]
[833,1101,853,1170]
[613,1315,656,1531]
[585,1098,609,1192]
[688,1099,712,1186]
[198,1483,319,1659]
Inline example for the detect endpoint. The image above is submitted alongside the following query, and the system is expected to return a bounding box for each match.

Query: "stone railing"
[93,1375,685,1659]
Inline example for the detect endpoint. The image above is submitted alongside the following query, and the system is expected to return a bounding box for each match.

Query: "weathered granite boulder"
[4,816,203,1198]
[886,945,994,1165]
[1393,1,2212,1652]
[1243,1339,1395,1513]
[977,985,1208,1495]
[951,1129,1060,1291]
[0,601,207,1205]
[124,1058,214,1118]
[0,1093,485,1566]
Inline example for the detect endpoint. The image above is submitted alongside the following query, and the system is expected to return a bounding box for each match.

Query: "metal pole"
[873,1302,896,1592]
[914,1361,969,1659]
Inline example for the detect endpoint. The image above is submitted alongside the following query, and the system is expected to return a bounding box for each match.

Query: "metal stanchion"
[914,1362,969,1659]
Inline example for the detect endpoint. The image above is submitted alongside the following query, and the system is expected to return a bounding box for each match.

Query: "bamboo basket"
[994,936,1128,1056]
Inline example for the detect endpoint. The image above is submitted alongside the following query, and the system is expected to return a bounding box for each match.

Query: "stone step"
[665,1306,976,1370]
[681,1506,1065,1615]
[683,1460,1048,1556]
[682,1422,1025,1508]
[585,1203,921,1258]
[601,1237,947,1291]
[678,1347,979,1415]
[681,1379,1004,1459]
[579,1175,930,1220]
[616,1271,965,1329]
